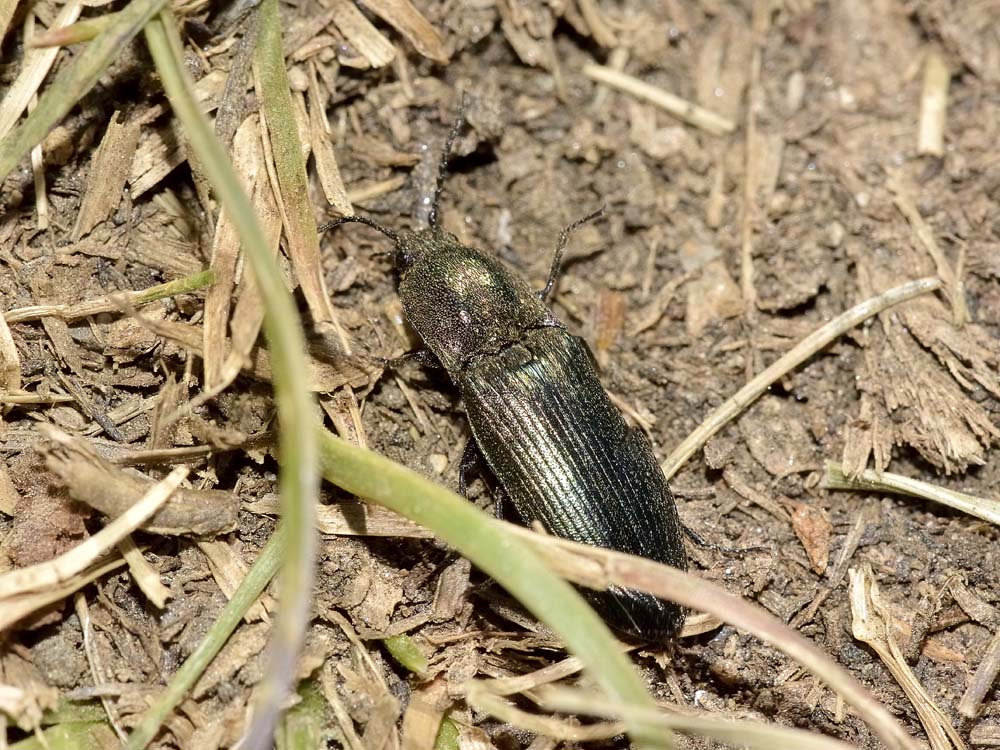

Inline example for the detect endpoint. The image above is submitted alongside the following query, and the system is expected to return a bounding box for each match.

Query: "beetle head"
[396,229,557,371]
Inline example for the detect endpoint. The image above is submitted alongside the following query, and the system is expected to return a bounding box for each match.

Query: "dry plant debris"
[0,0,999,749]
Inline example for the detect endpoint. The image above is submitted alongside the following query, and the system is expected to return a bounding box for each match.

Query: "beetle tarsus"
[458,436,482,498]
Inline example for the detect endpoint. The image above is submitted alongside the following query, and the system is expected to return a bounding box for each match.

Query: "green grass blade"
[123,529,287,749]
[11,721,114,750]
[125,9,318,749]
[317,428,669,750]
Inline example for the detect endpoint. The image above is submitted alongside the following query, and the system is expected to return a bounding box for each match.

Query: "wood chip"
[73,111,141,240]
[359,0,448,63]
[787,502,832,575]
[323,0,395,68]
[40,425,238,537]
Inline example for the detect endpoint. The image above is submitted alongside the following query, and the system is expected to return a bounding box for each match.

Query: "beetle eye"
[396,248,415,269]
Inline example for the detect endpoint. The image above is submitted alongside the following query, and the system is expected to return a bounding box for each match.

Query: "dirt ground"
[1,0,999,748]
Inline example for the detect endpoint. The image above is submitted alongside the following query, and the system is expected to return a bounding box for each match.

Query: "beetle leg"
[458,438,512,520]
[682,524,769,556]
[458,436,482,498]
[538,206,607,300]
[380,348,443,371]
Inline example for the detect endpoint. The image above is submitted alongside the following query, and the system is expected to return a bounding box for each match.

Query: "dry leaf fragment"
[685,260,742,336]
[740,396,818,478]
[788,502,832,575]
[307,62,353,215]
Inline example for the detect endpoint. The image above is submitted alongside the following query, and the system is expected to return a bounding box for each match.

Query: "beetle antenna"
[428,93,468,229]
[318,215,400,244]
[539,205,606,300]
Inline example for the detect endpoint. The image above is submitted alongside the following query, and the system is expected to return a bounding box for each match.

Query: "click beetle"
[321,109,688,639]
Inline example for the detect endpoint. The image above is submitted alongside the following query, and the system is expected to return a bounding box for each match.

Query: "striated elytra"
[321,110,687,639]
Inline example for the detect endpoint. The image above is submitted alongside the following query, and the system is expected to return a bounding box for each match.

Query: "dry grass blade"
[28,89,49,230]
[823,461,1000,526]
[0,465,187,630]
[324,0,395,67]
[198,540,274,622]
[359,0,447,62]
[128,70,228,198]
[583,63,735,135]
[72,110,141,239]
[0,0,17,43]
[0,0,82,142]
[117,535,171,608]
[849,565,966,750]
[0,0,171,187]
[1,558,128,636]
[467,685,625,741]
[27,14,113,47]
[244,497,432,537]
[255,6,351,351]
[74,594,128,743]
[478,651,634,697]
[307,60,352,215]
[497,523,918,750]
[4,269,214,323]
[0,303,21,394]
[919,51,949,157]
[204,116,262,387]
[534,684,862,750]
[661,277,942,479]
[887,173,968,326]
[347,174,407,204]
[400,677,447,750]
[958,627,1000,719]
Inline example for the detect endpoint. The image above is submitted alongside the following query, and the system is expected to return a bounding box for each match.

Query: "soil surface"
[1,1,999,748]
